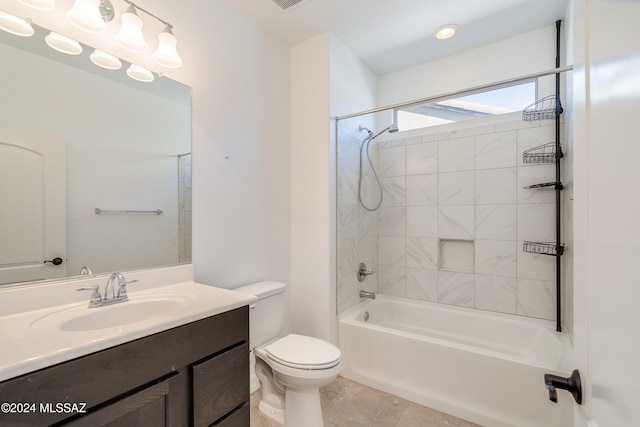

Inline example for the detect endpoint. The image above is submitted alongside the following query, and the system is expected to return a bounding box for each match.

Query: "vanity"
[0,265,257,427]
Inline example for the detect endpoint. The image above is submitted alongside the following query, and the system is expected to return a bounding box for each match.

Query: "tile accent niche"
[336,112,565,321]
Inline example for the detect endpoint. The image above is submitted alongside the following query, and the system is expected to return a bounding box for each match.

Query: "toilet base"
[258,400,285,427]
[258,385,325,427]
[284,386,324,427]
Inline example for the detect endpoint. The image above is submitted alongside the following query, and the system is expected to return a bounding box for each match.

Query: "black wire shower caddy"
[521,20,565,333]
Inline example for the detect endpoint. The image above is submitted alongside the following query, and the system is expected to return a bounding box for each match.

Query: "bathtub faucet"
[357,263,375,282]
[359,290,376,300]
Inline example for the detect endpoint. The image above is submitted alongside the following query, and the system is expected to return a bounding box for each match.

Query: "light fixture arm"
[123,0,173,30]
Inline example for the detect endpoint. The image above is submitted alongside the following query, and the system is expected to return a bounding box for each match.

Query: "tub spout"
[359,290,376,300]
[544,370,582,405]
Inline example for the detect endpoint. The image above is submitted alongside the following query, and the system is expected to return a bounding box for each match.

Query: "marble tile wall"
[373,115,562,320]
[337,127,379,314]
[337,113,567,321]
[178,154,192,263]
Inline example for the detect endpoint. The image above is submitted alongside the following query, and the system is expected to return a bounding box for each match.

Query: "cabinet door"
[192,343,249,427]
[211,403,249,427]
[61,374,174,427]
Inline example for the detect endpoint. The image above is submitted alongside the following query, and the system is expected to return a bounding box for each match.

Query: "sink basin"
[60,299,185,332]
[30,296,189,332]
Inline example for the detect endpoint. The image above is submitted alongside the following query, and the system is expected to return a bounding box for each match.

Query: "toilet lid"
[265,334,341,370]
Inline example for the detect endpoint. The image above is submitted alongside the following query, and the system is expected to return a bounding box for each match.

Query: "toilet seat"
[264,334,341,370]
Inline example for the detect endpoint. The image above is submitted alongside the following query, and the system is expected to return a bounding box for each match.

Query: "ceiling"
[223,0,568,75]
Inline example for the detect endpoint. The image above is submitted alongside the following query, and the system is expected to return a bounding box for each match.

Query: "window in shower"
[396,80,537,132]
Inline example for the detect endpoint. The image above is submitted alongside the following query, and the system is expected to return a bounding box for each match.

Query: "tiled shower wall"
[178,154,192,263]
[337,113,566,321]
[337,125,379,314]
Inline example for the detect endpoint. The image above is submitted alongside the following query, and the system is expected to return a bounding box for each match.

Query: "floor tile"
[250,390,279,427]
[395,402,481,427]
[322,381,408,427]
[251,376,480,427]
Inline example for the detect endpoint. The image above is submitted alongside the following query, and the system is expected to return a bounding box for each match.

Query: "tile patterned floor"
[250,376,481,427]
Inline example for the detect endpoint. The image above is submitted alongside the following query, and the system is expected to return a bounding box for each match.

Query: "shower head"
[371,124,399,140]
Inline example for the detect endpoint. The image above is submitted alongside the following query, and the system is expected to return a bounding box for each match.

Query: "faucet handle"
[116,279,138,298]
[357,263,376,282]
[77,285,102,306]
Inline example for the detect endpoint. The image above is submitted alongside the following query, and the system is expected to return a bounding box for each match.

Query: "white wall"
[290,33,378,342]
[183,4,292,290]
[290,33,332,341]
[377,26,558,108]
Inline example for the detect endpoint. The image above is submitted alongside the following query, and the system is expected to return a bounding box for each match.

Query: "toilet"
[235,281,341,427]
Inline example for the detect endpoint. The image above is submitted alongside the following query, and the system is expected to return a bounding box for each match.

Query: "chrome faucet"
[77,272,138,307]
[357,263,375,282]
[359,290,376,300]
[104,272,121,300]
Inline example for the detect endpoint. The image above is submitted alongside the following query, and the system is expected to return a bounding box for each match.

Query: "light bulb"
[67,0,106,33]
[45,32,82,55]
[434,24,459,40]
[153,26,182,68]
[0,12,34,37]
[116,6,148,53]
[90,49,122,70]
[126,64,154,82]
[17,0,55,10]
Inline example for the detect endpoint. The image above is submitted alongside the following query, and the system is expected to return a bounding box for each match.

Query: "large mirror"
[0,23,192,286]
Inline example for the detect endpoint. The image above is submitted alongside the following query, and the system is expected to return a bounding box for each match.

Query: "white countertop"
[0,272,256,382]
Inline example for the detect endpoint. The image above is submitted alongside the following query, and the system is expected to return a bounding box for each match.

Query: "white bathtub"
[338,295,574,427]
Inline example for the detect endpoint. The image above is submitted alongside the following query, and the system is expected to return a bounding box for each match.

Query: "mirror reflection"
[0,23,192,286]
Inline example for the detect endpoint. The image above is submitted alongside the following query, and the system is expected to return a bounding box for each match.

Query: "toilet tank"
[234,281,286,347]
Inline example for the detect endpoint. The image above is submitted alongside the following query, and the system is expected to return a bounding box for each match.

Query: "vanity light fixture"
[17,0,55,10]
[9,0,183,76]
[115,4,147,52]
[126,63,154,82]
[90,48,122,70]
[117,1,182,68]
[45,31,82,55]
[153,25,182,68]
[0,11,35,37]
[434,24,459,40]
[67,0,107,33]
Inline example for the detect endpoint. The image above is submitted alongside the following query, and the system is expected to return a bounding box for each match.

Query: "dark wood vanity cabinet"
[0,306,250,427]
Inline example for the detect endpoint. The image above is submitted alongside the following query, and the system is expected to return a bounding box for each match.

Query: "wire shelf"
[523,181,564,190]
[522,95,563,121]
[523,241,565,256]
[523,142,563,164]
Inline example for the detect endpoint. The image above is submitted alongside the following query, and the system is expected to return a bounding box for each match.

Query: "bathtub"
[338,295,573,427]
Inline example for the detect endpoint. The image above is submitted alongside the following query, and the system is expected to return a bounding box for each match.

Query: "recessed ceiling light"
[434,24,459,40]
